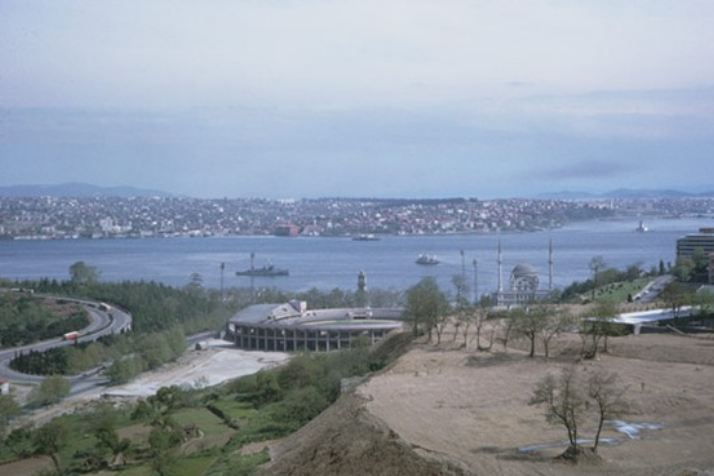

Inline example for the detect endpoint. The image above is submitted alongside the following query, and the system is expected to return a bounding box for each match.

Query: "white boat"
[636,221,648,233]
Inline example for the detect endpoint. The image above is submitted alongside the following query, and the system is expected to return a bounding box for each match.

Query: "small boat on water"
[416,254,440,265]
[635,220,649,233]
[352,234,380,241]
[236,253,289,277]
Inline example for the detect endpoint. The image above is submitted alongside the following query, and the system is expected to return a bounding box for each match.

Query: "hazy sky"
[1,0,713,198]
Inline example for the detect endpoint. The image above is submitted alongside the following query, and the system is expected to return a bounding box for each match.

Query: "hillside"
[264,330,714,476]
[0,182,171,198]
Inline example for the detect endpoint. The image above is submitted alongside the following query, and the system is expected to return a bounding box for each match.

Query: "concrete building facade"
[676,228,714,259]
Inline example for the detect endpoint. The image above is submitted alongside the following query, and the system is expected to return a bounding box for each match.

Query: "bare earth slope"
[266,332,714,476]
[263,392,465,476]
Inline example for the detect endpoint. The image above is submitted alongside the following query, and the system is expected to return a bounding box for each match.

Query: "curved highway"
[0,297,133,386]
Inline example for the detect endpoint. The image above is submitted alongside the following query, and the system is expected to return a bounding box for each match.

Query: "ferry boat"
[352,234,380,241]
[415,254,440,265]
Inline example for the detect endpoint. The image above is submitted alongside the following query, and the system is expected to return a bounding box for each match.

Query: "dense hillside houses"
[0,196,617,239]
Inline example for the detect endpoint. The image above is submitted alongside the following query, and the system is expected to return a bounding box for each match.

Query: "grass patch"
[171,408,228,436]
[589,277,650,303]
[205,449,270,476]
[168,454,220,476]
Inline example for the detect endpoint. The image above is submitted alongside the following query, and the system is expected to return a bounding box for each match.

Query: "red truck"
[63,331,80,341]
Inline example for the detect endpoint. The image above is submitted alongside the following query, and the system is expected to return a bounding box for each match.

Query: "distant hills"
[1,183,713,200]
[538,188,714,199]
[0,182,172,198]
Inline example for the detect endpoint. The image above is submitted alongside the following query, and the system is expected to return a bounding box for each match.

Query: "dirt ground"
[14,341,289,429]
[0,456,54,476]
[101,340,289,398]
[267,329,714,476]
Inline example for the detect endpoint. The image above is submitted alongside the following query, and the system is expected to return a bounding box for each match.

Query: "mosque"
[493,239,555,307]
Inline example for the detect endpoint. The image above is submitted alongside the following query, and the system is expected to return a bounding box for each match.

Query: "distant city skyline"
[1,1,713,198]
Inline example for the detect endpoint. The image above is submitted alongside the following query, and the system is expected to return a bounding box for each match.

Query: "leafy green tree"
[672,257,695,282]
[694,289,714,316]
[254,371,282,406]
[404,277,449,340]
[33,419,68,473]
[0,394,21,440]
[30,376,70,406]
[149,386,190,414]
[106,356,144,385]
[270,387,329,427]
[95,423,130,468]
[69,261,100,285]
[692,247,709,276]
[661,281,692,319]
[5,427,34,458]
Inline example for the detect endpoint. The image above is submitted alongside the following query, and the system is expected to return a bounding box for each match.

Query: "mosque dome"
[512,263,538,277]
[510,263,539,292]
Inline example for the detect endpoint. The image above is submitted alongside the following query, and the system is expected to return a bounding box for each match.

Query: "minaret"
[548,239,554,290]
[357,270,367,294]
[356,270,368,307]
[497,240,503,293]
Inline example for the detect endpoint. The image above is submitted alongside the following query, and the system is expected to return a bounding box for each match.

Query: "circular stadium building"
[227,300,404,352]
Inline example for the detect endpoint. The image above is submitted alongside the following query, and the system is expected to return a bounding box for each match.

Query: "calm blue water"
[0,218,711,294]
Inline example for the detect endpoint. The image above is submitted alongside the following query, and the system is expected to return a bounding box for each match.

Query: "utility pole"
[472,258,478,304]
[249,252,255,304]
[497,239,503,293]
[220,262,225,302]
[459,249,466,305]
[548,238,554,291]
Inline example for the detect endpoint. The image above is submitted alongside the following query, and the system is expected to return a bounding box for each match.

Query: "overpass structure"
[613,306,694,335]
[0,296,133,386]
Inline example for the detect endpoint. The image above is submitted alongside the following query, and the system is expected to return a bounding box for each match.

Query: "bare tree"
[587,370,630,452]
[500,309,520,351]
[471,306,490,351]
[530,366,587,459]
[540,308,575,359]
[513,306,547,358]
[580,301,617,359]
[588,256,607,300]
[452,315,461,343]
[434,312,450,345]
[460,309,473,348]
